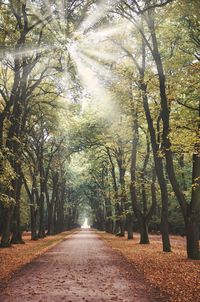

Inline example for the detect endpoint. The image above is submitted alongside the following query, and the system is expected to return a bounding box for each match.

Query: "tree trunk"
[117,151,127,237]
[105,218,113,233]
[46,183,54,235]
[38,152,46,238]
[57,197,65,233]
[106,148,123,235]
[30,205,38,240]
[105,197,113,233]
[140,217,150,244]
[48,172,59,234]
[185,216,199,260]
[47,203,54,235]
[114,218,120,235]
[11,206,24,244]
[126,212,133,240]
[0,207,11,247]
[38,195,45,238]
[118,218,125,237]
[11,173,24,244]
[185,151,200,259]
[141,84,171,252]
[125,24,171,251]
[23,173,39,241]
[53,184,59,234]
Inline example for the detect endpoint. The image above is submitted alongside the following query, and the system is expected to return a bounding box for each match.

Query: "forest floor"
[0,230,199,302]
[0,230,77,290]
[0,229,165,302]
[99,232,200,302]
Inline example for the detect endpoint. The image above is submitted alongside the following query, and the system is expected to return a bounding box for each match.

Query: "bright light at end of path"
[81,218,90,229]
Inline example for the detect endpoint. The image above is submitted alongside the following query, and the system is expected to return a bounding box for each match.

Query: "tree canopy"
[0,0,199,259]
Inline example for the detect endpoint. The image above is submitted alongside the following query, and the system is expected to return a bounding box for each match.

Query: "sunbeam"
[2,0,131,118]
[0,46,54,60]
[69,45,119,119]
[76,0,120,34]
[75,50,118,83]
[80,47,120,64]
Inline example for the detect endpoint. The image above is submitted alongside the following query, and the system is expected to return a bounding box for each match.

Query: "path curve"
[0,230,162,302]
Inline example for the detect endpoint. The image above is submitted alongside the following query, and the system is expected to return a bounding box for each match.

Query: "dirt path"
[0,230,163,302]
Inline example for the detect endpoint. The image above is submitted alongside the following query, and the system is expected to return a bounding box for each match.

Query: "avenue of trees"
[0,0,199,260]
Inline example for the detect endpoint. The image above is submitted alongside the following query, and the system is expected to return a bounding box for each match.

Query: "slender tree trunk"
[38,194,45,238]
[38,151,46,238]
[49,172,59,234]
[23,173,38,241]
[106,148,122,235]
[116,150,127,237]
[53,203,57,233]
[105,197,113,233]
[140,217,150,244]
[11,172,24,244]
[38,175,46,238]
[105,218,113,233]
[30,205,38,240]
[126,212,133,239]
[140,174,149,244]
[129,95,151,244]
[57,183,66,233]
[53,183,59,234]
[47,203,54,235]
[134,18,171,251]
[142,93,171,251]
[45,183,54,235]
[129,99,141,240]
[114,216,120,235]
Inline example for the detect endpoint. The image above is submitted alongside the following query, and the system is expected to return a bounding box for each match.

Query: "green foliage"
[0,150,16,207]
[0,0,199,250]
